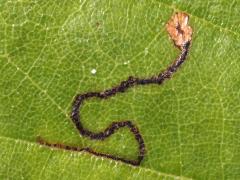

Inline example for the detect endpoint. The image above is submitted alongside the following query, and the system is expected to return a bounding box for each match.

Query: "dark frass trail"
[38,12,193,166]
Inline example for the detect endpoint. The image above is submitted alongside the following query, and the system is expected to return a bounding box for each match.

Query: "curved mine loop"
[38,41,190,166]
[69,40,190,165]
[38,12,192,166]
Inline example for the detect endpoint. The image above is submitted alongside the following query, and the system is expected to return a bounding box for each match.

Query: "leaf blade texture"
[0,0,239,179]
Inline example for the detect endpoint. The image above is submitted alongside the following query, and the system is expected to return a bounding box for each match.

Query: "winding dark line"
[37,41,190,166]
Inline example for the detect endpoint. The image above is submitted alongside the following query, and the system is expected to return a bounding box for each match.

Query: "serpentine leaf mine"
[38,12,193,166]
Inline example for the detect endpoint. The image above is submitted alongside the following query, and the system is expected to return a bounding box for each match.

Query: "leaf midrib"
[0,135,192,180]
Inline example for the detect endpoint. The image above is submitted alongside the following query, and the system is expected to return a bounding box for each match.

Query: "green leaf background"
[0,0,239,179]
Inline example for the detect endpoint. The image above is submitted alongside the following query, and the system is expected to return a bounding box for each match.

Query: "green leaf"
[0,0,239,179]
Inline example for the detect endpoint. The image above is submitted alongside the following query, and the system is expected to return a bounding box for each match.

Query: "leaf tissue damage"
[166,12,193,50]
[38,12,193,166]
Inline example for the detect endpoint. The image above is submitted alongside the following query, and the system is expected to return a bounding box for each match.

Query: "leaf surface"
[0,0,239,179]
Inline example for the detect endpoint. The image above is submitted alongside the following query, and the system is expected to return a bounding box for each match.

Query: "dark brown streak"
[37,41,191,166]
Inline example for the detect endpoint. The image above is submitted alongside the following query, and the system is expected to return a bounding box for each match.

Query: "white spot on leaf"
[91,68,97,74]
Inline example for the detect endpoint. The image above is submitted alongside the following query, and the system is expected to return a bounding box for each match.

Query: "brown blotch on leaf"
[166,12,192,50]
